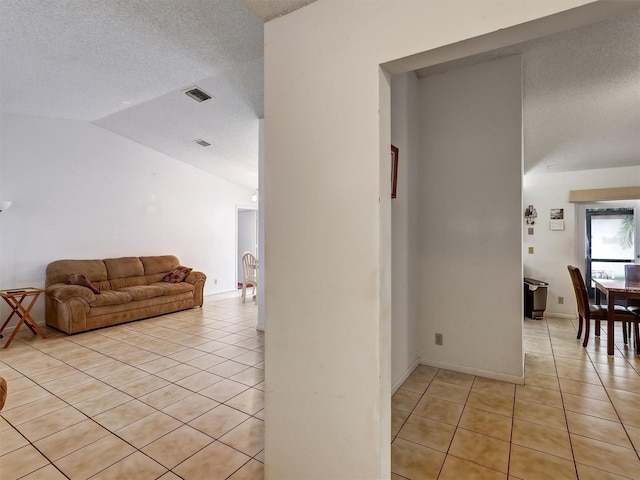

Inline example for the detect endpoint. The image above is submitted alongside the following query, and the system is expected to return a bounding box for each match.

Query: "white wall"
[391,72,421,390]
[416,56,524,382]
[264,1,602,478]
[524,165,640,317]
[0,113,254,323]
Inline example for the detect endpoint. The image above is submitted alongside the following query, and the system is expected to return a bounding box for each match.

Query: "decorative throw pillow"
[66,273,101,294]
[162,266,192,283]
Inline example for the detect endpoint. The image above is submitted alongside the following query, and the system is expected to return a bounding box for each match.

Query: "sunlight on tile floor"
[392,317,640,480]
[0,293,263,479]
[1,296,639,479]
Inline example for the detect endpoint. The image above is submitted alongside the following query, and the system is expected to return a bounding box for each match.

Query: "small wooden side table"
[0,288,47,348]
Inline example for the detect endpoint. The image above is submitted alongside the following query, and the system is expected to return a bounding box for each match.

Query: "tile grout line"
[505,356,517,480]
[546,315,581,480]
[552,317,640,474]
[392,368,439,444]
[585,333,640,463]
[2,299,264,479]
[439,374,512,479]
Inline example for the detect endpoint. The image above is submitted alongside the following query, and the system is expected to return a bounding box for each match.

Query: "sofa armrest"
[185,271,207,285]
[46,283,96,303]
[185,271,206,307]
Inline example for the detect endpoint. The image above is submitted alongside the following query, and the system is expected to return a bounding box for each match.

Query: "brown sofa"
[45,255,206,334]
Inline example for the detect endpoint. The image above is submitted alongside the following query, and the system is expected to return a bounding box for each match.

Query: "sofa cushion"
[104,257,147,289]
[87,292,195,330]
[140,255,180,275]
[90,290,133,307]
[46,259,108,288]
[95,280,112,292]
[150,281,194,295]
[117,285,165,301]
[163,266,193,283]
[110,276,147,289]
[104,257,144,280]
[66,273,101,294]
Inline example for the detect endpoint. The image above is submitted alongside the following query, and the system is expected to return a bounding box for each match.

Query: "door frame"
[576,201,638,297]
[236,205,258,290]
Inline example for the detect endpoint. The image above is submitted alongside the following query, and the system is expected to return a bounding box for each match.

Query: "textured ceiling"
[417,9,640,175]
[238,0,317,21]
[522,10,640,174]
[0,1,637,188]
[1,0,264,120]
[0,0,314,189]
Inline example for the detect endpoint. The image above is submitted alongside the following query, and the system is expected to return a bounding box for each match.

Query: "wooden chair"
[0,377,6,411]
[625,264,640,349]
[241,251,258,303]
[567,265,638,348]
[625,265,640,312]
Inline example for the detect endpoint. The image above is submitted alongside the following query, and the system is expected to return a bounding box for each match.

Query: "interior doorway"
[237,207,258,289]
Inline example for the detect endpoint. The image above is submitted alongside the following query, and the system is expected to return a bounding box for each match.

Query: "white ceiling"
[0,0,314,189]
[1,2,637,187]
[416,8,640,175]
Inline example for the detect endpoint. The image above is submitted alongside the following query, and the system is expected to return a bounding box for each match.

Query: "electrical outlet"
[528,247,534,254]
[528,227,534,235]
[558,296,564,305]
[435,333,443,346]
[214,279,218,285]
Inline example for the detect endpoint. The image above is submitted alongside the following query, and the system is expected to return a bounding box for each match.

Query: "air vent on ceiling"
[194,139,211,147]
[184,87,212,102]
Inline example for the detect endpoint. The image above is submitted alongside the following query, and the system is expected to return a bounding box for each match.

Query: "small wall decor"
[524,204,537,224]
[550,208,565,230]
[391,144,399,199]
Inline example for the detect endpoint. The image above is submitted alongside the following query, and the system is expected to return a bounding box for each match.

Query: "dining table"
[592,278,640,355]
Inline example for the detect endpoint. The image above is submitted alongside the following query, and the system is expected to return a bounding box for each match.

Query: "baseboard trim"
[205,289,239,297]
[392,358,421,394]
[418,358,525,385]
[0,319,46,337]
[543,312,576,319]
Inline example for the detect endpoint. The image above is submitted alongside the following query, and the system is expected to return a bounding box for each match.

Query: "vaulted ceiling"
[0,0,314,189]
[1,1,637,189]
[417,8,639,175]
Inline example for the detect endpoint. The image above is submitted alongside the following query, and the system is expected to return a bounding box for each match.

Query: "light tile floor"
[392,317,640,479]
[0,293,263,479]
[2,296,639,479]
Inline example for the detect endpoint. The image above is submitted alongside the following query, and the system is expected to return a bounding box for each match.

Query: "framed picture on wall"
[391,144,399,199]
[550,208,565,230]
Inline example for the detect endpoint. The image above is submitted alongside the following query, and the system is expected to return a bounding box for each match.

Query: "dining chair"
[625,264,640,312]
[241,251,258,303]
[0,377,6,411]
[567,265,638,348]
[625,264,640,349]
